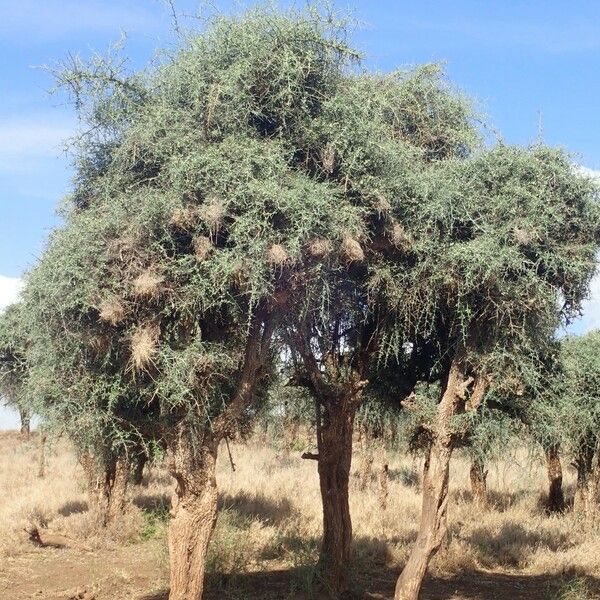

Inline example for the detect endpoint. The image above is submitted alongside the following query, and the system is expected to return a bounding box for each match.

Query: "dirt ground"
[3,546,600,600]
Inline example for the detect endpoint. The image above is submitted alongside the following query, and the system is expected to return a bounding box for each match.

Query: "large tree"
[23,7,370,599]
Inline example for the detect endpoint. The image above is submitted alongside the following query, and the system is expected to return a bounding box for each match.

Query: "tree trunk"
[395,353,477,600]
[19,407,30,437]
[316,399,356,597]
[80,453,129,526]
[167,426,219,600]
[574,444,599,524]
[545,445,564,513]
[37,433,47,478]
[469,457,488,510]
[132,452,148,486]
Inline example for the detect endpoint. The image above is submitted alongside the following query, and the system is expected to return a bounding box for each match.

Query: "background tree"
[278,62,478,595]
[0,302,32,436]
[528,332,600,523]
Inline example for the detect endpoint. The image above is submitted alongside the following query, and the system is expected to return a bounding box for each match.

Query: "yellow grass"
[1,431,599,599]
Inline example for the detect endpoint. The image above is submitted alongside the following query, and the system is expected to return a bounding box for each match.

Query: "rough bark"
[315,399,356,596]
[469,457,488,510]
[545,445,564,513]
[19,407,30,437]
[574,444,599,524]
[395,352,482,600]
[80,453,129,527]
[165,312,272,600]
[167,427,219,600]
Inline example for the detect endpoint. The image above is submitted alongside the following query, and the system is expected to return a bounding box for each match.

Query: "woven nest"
[267,243,289,266]
[513,227,534,245]
[373,194,391,213]
[307,237,332,258]
[108,235,137,261]
[341,236,364,262]
[199,196,226,232]
[193,235,213,261]
[390,221,412,251]
[88,334,110,356]
[170,206,200,231]
[132,270,164,299]
[130,324,160,372]
[98,297,126,326]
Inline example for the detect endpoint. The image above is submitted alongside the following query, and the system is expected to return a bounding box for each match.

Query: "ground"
[0,431,599,600]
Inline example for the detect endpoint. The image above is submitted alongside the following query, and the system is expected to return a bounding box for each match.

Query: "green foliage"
[528,331,600,457]
[15,3,600,477]
[0,302,30,414]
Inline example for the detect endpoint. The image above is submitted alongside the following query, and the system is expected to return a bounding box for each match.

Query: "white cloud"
[0,275,24,312]
[0,115,75,172]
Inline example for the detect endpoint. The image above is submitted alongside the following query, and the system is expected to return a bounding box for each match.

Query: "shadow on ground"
[138,567,600,600]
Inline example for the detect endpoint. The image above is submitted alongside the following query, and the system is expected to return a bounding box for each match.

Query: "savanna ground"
[1,431,600,600]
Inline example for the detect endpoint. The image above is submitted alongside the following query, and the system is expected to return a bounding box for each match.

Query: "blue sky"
[1,0,599,426]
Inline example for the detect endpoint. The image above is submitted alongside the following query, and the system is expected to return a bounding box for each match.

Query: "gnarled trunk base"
[168,475,218,600]
[167,428,219,600]
[80,454,129,527]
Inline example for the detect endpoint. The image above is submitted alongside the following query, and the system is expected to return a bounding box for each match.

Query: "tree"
[529,332,600,523]
[387,146,600,600]
[24,7,372,599]
[278,62,478,594]
[0,302,32,436]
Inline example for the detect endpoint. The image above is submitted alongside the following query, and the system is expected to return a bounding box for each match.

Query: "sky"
[0,0,599,426]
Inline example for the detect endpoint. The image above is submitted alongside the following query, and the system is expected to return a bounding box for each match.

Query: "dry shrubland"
[1,430,600,599]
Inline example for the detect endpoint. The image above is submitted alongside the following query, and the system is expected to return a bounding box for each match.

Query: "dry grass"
[1,431,600,599]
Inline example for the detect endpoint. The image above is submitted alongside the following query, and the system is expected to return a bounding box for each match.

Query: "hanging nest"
[321,144,336,174]
[108,235,137,262]
[132,270,164,299]
[267,243,289,266]
[341,236,364,262]
[193,235,213,261]
[513,226,535,246]
[130,324,160,372]
[373,193,391,214]
[307,237,332,258]
[199,196,226,232]
[390,221,412,251]
[230,262,249,290]
[169,206,200,231]
[97,297,126,326]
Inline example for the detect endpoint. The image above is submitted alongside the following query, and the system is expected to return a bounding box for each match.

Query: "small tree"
[0,302,32,436]
[529,332,600,522]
